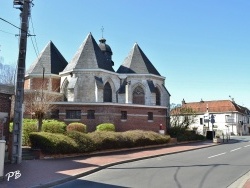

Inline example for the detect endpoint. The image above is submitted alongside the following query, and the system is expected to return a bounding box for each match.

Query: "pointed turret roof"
[63,33,114,72]
[26,41,68,75]
[117,43,161,76]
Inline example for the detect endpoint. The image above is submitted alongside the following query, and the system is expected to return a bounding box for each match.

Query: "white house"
[176,99,250,136]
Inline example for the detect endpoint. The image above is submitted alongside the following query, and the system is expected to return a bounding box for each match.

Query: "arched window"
[155,87,161,105]
[103,82,112,102]
[133,86,145,104]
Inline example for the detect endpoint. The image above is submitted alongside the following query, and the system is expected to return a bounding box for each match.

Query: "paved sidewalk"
[0,140,248,188]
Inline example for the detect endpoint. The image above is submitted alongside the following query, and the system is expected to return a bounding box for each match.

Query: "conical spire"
[63,33,114,72]
[117,43,161,76]
[26,41,68,75]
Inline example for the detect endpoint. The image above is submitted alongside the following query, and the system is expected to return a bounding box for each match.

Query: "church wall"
[56,103,167,133]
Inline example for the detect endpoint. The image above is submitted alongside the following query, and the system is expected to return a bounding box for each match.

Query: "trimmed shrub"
[29,132,78,154]
[123,130,170,147]
[29,130,171,154]
[9,119,38,146]
[96,123,115,132]
[42,120,66,134]
[66,131,94,152]
[66,122,87,133]
[88,131,123,150]
[88,130,170,150]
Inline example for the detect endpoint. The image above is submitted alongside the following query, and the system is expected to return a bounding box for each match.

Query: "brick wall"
[25,77,61,92]
[57,103,168,133]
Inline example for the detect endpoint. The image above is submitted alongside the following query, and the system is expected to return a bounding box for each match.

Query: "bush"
[168,126,205,142]
[29,130,171,154]
[123,130,170,147]
[67,122,87,133]
[88,131,123,150]
[88,130,170,150]
[29,132,78,154]
[66,131,94,152]
[96,123,115,132]
[42,120,66,133]
[167,126,186,138]
[9,119,38,146]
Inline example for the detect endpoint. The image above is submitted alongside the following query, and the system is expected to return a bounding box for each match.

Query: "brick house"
[0,84,14,143]
[173,99,250,136]
[24,33,171,132]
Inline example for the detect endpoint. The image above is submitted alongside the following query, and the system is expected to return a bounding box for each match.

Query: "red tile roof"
[182,100,248,114]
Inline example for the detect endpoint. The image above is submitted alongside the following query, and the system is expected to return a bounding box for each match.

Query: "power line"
[30,16,39,55]
[0,17,30,35]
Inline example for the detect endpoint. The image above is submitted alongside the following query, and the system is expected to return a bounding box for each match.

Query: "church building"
[24,33,171,132]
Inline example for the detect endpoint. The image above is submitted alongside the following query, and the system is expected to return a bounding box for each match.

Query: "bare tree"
[170,105,197,128]
[0,58,16,85]
[24,88,62,131]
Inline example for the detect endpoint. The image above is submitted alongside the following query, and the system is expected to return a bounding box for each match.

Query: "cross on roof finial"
[101,26,104,38]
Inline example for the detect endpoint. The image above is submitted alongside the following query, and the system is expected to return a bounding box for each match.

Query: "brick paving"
[0,141,249,188]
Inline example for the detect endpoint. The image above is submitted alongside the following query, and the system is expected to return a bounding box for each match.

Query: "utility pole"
[11,0,32,164]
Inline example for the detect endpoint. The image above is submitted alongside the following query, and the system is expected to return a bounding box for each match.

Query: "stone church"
[24,33,170,132]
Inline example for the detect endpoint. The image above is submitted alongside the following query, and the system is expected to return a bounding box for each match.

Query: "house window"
[66,110,81,119]
[148,112,153,121]
[200,118,203,125]
[121,111,127,120]
[87,110,95,119]
[155,87,161,105]
[225,115,234,123]
[133,86,145,105]
[103,82,112,102]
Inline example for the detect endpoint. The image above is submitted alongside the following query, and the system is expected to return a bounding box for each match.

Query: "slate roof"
[117,43,161,76]
[63,33,114,72]
[181,100,250,114]
[26,41,68,75]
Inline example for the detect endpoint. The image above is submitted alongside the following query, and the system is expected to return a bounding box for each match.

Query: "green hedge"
[88,131,124,150]
[66,122,87,133]
[29,132,78,154]
[168,126,205,142]
[29,130,171,154]
[96,123,115,132]
[9,119,38,146]
[42,120,66,133]
[66,131,94,152]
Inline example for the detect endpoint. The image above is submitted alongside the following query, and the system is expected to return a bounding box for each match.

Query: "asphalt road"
[54,136,250,188]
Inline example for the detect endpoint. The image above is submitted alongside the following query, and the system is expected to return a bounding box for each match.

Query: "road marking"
[230,147,242,152]
[244,145,250,148]
[208,152,226,159]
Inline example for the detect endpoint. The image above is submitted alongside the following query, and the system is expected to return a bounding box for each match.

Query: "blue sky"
[1,1,250,107]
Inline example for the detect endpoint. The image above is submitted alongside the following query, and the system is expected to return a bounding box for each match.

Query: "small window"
[148,112,153,121]
[121,111,127,120]
[87,110,95,119]
[200,118,203,125]
[66,110,81,119]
